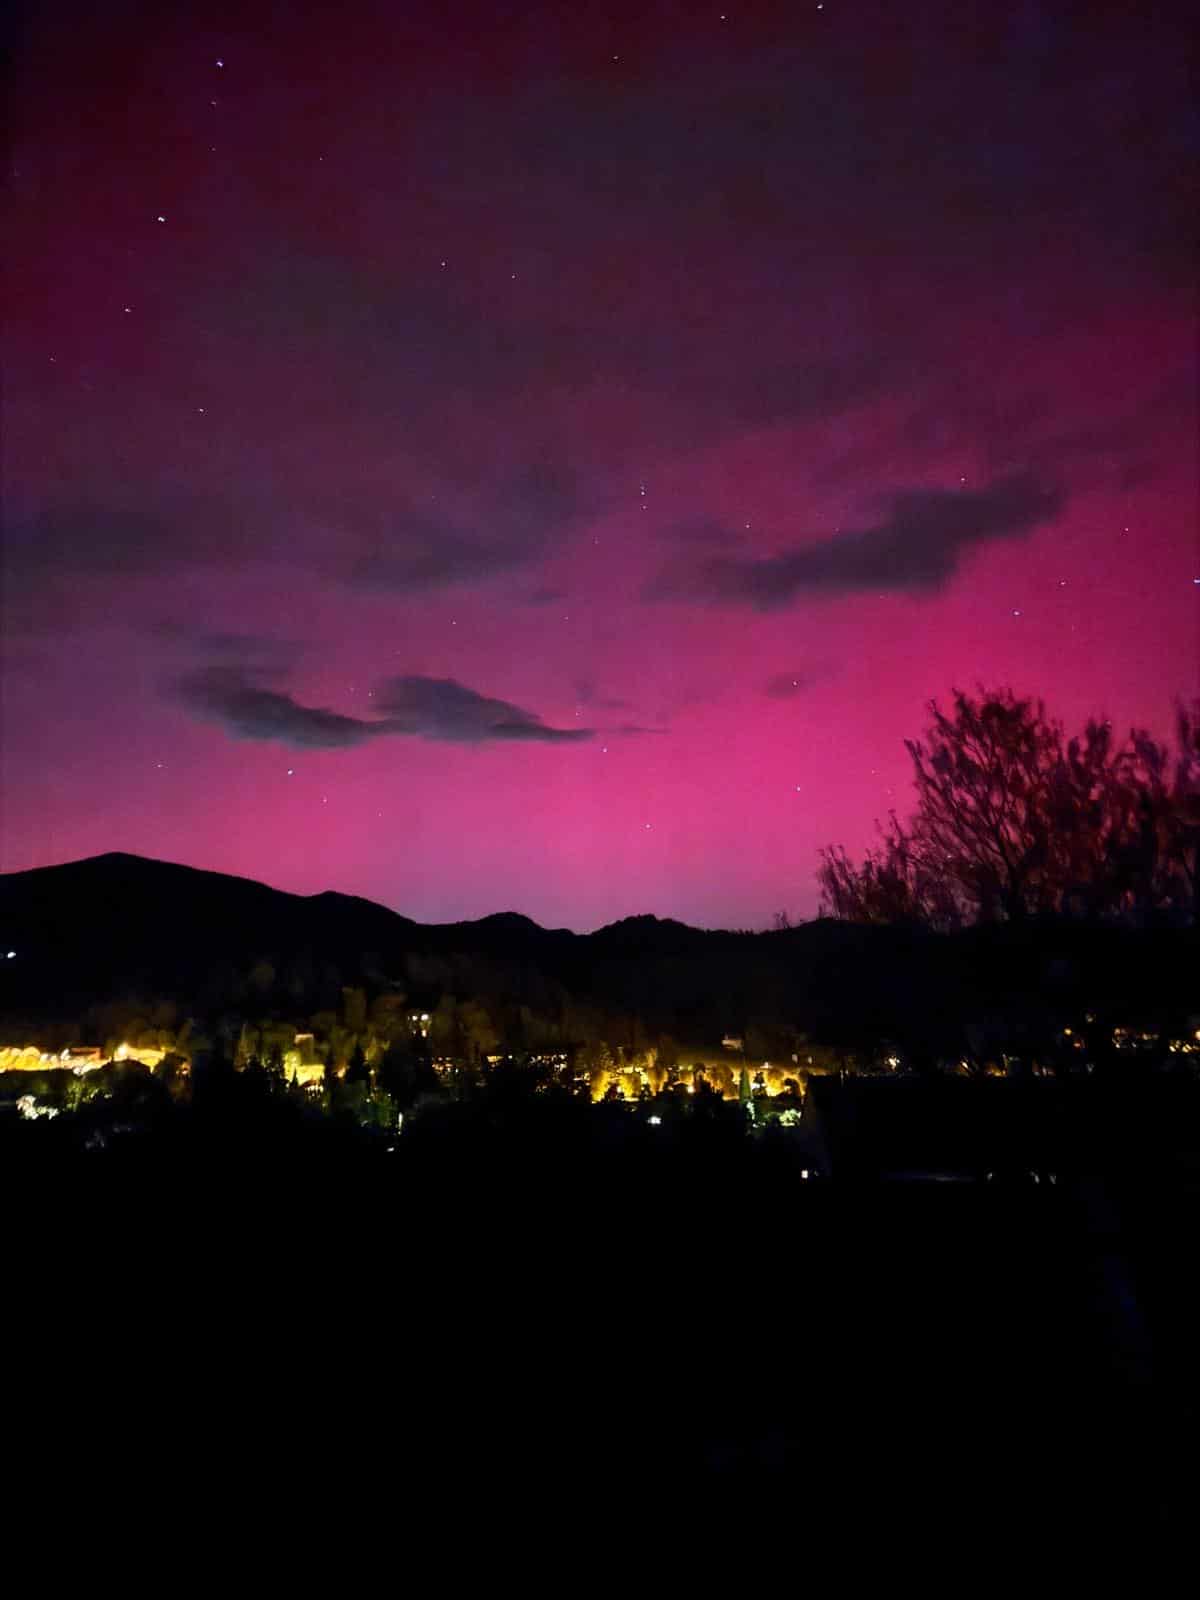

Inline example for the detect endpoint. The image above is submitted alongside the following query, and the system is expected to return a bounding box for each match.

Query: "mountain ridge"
[0,851,754,938]
[1,852,1193,1051]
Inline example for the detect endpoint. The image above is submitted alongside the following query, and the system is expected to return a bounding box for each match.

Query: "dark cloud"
[2,504,256,637]
[11,485,558,599]
[9,442,582,608]
[651,476,1063,610]
[6,506,177,578]
[339,460,583,593]
[1002,370,1196,489]
[6,502,255,580]
[174,667,387,750]
[172,668,593,748]
[215,246,588,412]
[212,233,887,446]
[372,676,593,743]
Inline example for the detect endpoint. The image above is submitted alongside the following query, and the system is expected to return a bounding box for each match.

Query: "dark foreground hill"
[8,1109,1186,1553]
[4,854,1195,1548]
[1,851,1196,1051]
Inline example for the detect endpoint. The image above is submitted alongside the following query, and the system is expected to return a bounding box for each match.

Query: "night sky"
[5,1,1196,929]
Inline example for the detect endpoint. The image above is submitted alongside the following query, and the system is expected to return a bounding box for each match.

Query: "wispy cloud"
[174,667,387,749]
[171,668,593,749]
[650,475,1063,609]
[373,676,593,743]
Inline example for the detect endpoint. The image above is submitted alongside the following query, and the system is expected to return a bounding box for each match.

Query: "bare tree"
[819,688,1197,928]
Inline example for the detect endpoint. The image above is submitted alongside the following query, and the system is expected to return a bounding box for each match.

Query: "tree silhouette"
[819,689,1200,928]
[377,1038,438,1110]
[345,1041,370,1086]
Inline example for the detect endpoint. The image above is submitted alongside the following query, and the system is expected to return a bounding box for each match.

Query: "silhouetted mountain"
[590,913,709,949]
[1,853,1196,1052]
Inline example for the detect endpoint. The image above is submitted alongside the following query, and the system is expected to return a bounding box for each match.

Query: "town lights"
[17,1096,58,1121]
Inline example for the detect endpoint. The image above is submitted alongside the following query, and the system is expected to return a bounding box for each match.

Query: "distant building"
[287,1033,324,1086]
[0,1042,149,1072]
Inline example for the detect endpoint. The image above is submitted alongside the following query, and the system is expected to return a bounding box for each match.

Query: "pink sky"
[4,1,1195,928]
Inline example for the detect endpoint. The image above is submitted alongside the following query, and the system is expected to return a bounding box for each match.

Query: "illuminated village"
[4,986,1196,1137]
